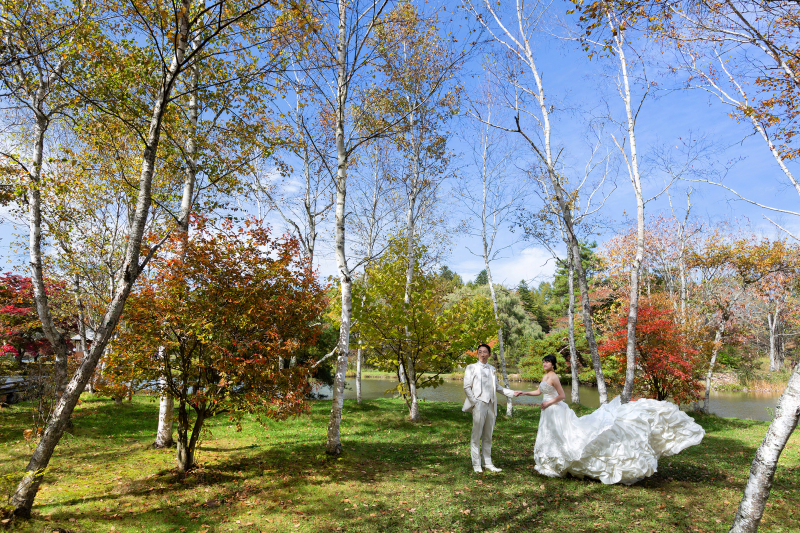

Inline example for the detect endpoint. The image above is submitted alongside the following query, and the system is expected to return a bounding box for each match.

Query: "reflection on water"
[315,378,782,422]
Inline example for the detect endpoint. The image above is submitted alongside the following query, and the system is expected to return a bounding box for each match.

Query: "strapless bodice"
[540,380,558,402]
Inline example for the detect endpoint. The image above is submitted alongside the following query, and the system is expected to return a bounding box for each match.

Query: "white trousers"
[470,400,496,468]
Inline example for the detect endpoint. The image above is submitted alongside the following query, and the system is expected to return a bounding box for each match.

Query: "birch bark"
[403,172,421,421]
[72,276,91,393]
[704,321,725,413]
[567,255,580,404]
[12,4,194,516]
[467,0,608,403]
[28,115,70,395]
[729,364,800,533]
[768,305,783,371]
[608,13,646,404]
[326,0,352,454]
[156,46,199,449]
[313,0,390,453]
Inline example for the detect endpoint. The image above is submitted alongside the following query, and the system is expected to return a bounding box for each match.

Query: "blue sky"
[2,0,797,289]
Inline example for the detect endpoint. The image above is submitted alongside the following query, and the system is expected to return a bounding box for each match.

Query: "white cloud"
[452,246,559,287]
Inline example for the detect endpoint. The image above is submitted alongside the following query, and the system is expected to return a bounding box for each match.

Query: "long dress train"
[533,381,704,485]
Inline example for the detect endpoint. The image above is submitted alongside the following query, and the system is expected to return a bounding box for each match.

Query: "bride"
[515,355,705,485]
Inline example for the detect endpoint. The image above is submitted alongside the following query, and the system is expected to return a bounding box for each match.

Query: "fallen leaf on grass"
[460,509,471,515]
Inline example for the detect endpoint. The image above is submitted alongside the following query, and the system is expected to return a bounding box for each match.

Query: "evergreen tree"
[517,280,551,333]
[552,241,600,304]
[517,280,536,314]
[448,284,543,370]
[438,265,464,289]
[474,269,489,285]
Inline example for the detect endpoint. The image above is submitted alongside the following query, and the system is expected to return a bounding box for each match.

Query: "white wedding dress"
[533,381,705,485]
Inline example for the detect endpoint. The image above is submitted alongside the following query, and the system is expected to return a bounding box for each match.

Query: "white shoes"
[474,464,502,473]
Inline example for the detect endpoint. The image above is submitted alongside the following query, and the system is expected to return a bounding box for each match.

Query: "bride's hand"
[540,401,549,410]
[514,391,524,397]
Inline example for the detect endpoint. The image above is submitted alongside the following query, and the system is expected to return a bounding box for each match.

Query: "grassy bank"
[711,370,793,394]
[1,396,798,532]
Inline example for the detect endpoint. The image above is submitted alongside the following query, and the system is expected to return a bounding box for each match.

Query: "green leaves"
[354,236,497,394]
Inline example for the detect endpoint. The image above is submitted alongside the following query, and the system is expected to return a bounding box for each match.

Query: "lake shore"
[350,369,790,393]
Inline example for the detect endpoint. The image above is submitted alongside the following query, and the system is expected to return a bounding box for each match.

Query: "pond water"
[316,378,782,421]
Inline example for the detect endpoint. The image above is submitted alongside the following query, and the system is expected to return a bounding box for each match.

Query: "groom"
[462,343,517,473]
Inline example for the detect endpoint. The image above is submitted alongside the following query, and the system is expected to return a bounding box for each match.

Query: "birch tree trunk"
[11,9,192,516]
[507,47,608,405]
[484,263,511,418]
[729,364,800,533]
[567,255,580,404]
[326,0,352,454]
[768,306,782,371]
[611,16,645,405]
[404,181,421,421]
[72,276,91,393]
[155,51,199,449]
[704,321,725,413]
[570,236,607,404]
[476,109,512,416]
[355,157,386,404]
[28,115,70,396]
[355,346,362,404]
[466,0,607,403]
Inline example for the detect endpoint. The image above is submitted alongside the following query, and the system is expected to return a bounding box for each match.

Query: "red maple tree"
[0,273,73,365]
[599,300,703,405]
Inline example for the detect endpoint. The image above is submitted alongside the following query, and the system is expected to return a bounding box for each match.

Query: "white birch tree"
[729,363,800,533]
[364,2,462,420]
[349,140,398,402]
[464,0,612,404]
[3,0,301,516]
[293,0,392,454]
[459,90,525,416]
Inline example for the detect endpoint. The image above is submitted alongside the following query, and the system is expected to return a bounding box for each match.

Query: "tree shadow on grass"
[9,397,800,533]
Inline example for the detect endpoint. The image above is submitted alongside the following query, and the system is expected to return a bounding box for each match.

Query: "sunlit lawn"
[1,395,798,532]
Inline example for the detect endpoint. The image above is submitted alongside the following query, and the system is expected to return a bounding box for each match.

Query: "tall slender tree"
[3,0,308,516]
[364,1,462,420]
[459,87,524,415]
[465,0,613,404]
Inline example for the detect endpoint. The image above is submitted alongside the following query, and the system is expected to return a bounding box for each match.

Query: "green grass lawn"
[0,396,798,532]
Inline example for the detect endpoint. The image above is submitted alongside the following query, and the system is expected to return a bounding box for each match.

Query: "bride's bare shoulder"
[544,372,562,388]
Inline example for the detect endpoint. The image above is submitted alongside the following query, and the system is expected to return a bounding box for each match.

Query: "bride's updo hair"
[542,355,557,370]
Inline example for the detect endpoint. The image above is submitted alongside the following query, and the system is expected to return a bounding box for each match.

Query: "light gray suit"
[463,362,515,470]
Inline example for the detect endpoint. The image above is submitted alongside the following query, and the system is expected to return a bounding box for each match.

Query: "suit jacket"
[462,362,515,413]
